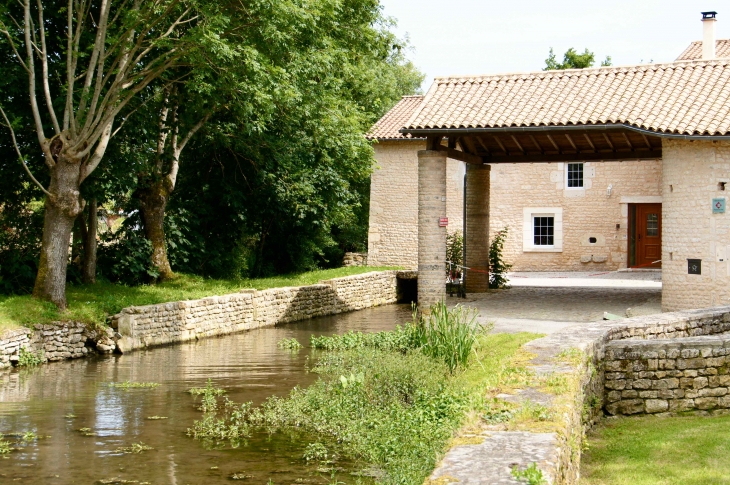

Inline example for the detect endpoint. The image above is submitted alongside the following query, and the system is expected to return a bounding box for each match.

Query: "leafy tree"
[544,47,612,70]
[0,0,236,308]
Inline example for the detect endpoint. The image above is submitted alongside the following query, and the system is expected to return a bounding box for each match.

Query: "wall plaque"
[688,259,702,275]
[713,198,726,213]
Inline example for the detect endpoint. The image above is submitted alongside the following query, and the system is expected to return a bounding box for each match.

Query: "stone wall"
[113,271,400,352]
[490,159,662,272]
[368,139,663,273]
[342,252,368,267]
[662,139,730,311]
[605,335,730,415]
[368,140,465,269]
[429,305,730,484]
[0,323,114,370]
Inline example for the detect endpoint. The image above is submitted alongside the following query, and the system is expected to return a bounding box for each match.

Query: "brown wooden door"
[635,203,662,268]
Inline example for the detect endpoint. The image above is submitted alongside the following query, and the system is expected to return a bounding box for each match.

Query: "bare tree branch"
[36,0,60,134]
[0,24,30,73]
[0,104,53,199]
[23,0,51,162]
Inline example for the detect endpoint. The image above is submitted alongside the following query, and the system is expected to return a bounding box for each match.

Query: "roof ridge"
[432,58,730,83]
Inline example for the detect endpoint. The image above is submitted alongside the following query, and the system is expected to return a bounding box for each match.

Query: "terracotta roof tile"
[677,40,730,60]
[367,96,425,140]
[404,59,730,137]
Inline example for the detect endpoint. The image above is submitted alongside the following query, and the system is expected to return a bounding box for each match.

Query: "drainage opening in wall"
[396,278,417,304]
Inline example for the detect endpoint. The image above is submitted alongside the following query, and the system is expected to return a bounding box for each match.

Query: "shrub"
[489,226,512,289]
[446,230,464,268]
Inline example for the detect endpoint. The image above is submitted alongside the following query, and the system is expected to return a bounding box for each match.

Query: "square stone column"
[418,150,447,307]
[465,163,491,293]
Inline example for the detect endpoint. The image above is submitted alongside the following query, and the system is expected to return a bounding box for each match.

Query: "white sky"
[380,0,729,92]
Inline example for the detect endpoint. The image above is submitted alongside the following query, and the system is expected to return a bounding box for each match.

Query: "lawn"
[581,414,730,485]
[0,267,398,333]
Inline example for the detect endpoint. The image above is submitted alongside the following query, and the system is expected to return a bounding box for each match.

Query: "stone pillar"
[465,163,491,293]
[417,150,447,307]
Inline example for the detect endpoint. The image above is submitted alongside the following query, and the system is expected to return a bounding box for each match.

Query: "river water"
[0,304,413,485]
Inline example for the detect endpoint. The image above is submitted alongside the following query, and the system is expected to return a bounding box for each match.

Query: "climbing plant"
[489,227,512,289]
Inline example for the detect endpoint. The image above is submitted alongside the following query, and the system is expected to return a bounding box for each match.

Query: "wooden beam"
[640,133,653,149]
[510,135,526,155]
[448,136,457,149]
[435,145,484,165]
[583,133,597,153]
[475,136,491,155]
[603,133,616,151]
[546,134,561,153]
[528,134,544,155]
[564,133,579,152]
[621,132,634,151]
[484,149,661,164]
[426,135,443,151]
[493,135,509,155]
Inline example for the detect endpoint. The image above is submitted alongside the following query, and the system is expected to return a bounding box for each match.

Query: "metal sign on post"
[439,217,449,227]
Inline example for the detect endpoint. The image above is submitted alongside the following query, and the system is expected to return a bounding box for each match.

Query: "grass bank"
[187,306,541,484]
[581,414,730,485]
[0,267,397,333]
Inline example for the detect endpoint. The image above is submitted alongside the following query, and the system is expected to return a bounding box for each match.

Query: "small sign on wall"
[713,198,726,213]
[688,259,702,275]
[439,217,449,227]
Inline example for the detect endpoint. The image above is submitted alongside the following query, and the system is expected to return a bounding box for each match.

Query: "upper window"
[567,162,584,188]
[533,216,554,246]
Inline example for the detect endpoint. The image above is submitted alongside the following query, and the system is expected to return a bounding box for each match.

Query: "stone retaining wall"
[113,270,399,352]
[0,323,114,370]
[605,335,730,415]
[429,305,730,484]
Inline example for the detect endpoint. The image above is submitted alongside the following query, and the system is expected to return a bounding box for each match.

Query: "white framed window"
[523,208,563,252]
[566,162,584,188]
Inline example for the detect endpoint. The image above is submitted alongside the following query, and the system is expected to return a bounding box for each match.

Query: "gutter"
[400,123,730,141]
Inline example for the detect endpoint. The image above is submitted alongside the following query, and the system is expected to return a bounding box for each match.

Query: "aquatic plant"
[145,416,168,420]
[21,431,37,442]
[0,434,13,454]
[188,380,225,396]
[302,442,335,463]
[187,380,252,443]
[77,427,95,436]
[17,347,43,367]
[277,338,303,350]
[115,442,153,454]
[107,381,159,390]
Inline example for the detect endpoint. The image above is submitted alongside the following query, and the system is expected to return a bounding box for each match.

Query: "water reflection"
[0,304,412,484]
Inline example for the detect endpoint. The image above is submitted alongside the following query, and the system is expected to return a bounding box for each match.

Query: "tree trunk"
[83,198,98,284]
[33,157,85,309]
[138,183,174,281]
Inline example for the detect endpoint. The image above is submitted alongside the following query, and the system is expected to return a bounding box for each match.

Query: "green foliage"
[489,227,512,289]
[302,442,335,463]
[446,231,464,267]
[97,215,160,286]
[17,347,43,367]
[0,202,43,295]
[312,301,485,373]
[544,47,612,70]
[511,463,546,485]
[0,434,13,454]
[187,380,253,445]
[277,338,303,350]
[412,302,486,373]
[252,349,466,485]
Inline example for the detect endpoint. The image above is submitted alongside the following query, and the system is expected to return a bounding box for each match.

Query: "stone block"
[695,397,720,410]
[645,399,669,413]
[694,377,709,389]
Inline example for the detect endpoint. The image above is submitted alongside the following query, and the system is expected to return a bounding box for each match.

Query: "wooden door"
[635,203,662,268]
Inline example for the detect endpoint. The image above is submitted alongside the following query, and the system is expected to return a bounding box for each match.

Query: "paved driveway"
[450,271,662,334]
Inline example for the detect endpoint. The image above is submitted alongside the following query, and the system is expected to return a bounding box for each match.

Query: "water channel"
[0,304,413,484]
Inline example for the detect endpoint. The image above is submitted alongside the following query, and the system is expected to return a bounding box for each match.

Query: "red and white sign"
[439,217,449,227]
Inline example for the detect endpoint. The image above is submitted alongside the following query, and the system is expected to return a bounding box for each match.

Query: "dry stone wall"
[113,271,400,352]
[0,323,114,370]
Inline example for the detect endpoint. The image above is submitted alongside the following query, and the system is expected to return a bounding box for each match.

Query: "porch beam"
[434,145,485,165]
[484,149,661,164]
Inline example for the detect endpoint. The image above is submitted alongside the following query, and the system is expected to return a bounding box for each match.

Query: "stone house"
[367,12,730,311]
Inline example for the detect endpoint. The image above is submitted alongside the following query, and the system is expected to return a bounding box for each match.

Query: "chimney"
[702,11,717,60]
